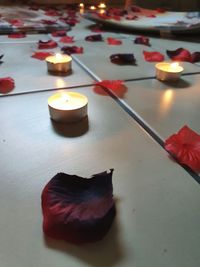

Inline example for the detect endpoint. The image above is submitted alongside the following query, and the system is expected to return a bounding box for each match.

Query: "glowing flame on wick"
[171,62,179,69]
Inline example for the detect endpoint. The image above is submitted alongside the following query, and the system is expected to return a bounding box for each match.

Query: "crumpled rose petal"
[146,14,156,18]
[107,37,122,45]
[166,48,191,62]
[110,53,137,65]
[191,52,200,63]
[125,15,139,20]
[143,51,164,62]
[90,25,104,32]
[51,30,67,37]
[165,125,200,172]
[31,52,53,60]
[41,169,116,244]
[61,46,83,55]
[134,36,150,46]
[94,80,127,98]
[85,34,103,42]
[8,19,24,27]
[8,33,26,38]
[0,77,15,94]
[166,48,200,63]
[59,36,74,43]
[38,40,58,49]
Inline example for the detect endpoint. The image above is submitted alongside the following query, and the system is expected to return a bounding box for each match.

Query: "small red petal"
[38,40,58,49]
[51,31,67,37]
[45,10,60,16]
[59,36,74,43]
[167,48,192,62]
[146,14,156,18]
[143,51,164,62]
[8,33,26,38]
[31,52,53,60]
[9,19,24,26]
[41,19,56,25]
[125,15,139,20]
[95,80,124,90]
[0,77,15,94]
[156,8,166,13]
[107,37,122,45]
[165,125,200,172]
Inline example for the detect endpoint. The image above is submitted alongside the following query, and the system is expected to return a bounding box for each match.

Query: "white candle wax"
[48,92,88,123]
[46,54,72,73]
[155,62,184,82]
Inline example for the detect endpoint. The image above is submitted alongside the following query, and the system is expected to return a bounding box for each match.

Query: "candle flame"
[171,62,179,68]
[79,2,84,8]
[98,3,106,8]
[61,93,69,102]
[90,5,97,10]
[55,53,63,61]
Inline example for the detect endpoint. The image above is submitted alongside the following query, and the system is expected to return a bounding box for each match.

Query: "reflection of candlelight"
[56,78,66,88]
[48,92,88,123]
[46,53,72,74]
[79,2,84,14]
[159,89,174,117]
[155,62,184,82]
[90,5,97,10]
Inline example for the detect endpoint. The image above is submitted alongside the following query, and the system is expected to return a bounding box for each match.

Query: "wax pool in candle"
[98,3,106,8]
[46,53,72,73]
[48,92,88,123]
[156,62,183,73]
[46,53,71,64]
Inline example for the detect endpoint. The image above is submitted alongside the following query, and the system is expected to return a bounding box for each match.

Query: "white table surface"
[0,87,200,267]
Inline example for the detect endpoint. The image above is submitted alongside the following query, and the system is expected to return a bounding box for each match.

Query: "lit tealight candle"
[155,62,184,82]
[79,2,84,8]
[89,5,97,10]
[46,53,72,74]
[48,92,88,123]
[98,3,106,9]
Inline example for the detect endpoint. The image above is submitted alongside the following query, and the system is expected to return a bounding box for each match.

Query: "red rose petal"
[165,125,200,172]
[9,19,24,27]
[8,33,26,38]
[59,36,74,43]
[45,10,60,16]
[143,51,164,62]
[31,52,53,60]
[51,30,67,37]
[41,19,56,25]
[107,37,122,45]
[61,46,84,55]
[0,77,15,94]
[38,40,58,49]
[125,15,139,20]
[94,80,127,98]
[156,8,166,13]
[146,14,156,18]
[166,48,192,62]
[191,52,200,63]
[95,80,124,90]
[134,36,150,46]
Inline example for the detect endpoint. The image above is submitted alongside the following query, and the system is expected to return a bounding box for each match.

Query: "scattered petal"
[94,80,127,98]
[85,34,103,42]
[134,36,150,46]
[38,40,58,49]
[125,15,139,20]
[90,25,104,32]
[95,80,124,90]
[41,19,56,25]
[146,14,156,18]
[143,51,164,62]
[41,170,116,244]
[107,37,122,45]
[131,6,141,12]
[59,36,74,43]
[61,46,84,55]
[167,48,191,62]
[110,53,137,65]
[51,30,67,37]
[191,52,200,63]
[165,125,200,172]
[31,52,53,60]
[156,8,166,13]
[8,33,26,38]
[0,77,15,94]
[45,10,60,16]
[8,19,24,27]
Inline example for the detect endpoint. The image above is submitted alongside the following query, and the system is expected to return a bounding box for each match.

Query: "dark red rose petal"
[146,14,156,18]
[61,46,83,55]
[85,34,103,42]
[166,48,192,62]
[107,37,122,45]
[0,77,15,94]
[191,52,200,63]
[156,8,166,13]
[134,36,150,46]
[59,36,74,43]
[143,51,164,62]
[38,40,58,49]
[90,25,104,33]
[51,30,67,37]
[31,52,53,60]
[8,33,26,38]
[131,6,141,12]
[165,125,200,172]
[125,15,139,20]
[110,53,137,65]
[41,170,116,244]
[45,10,60,16]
